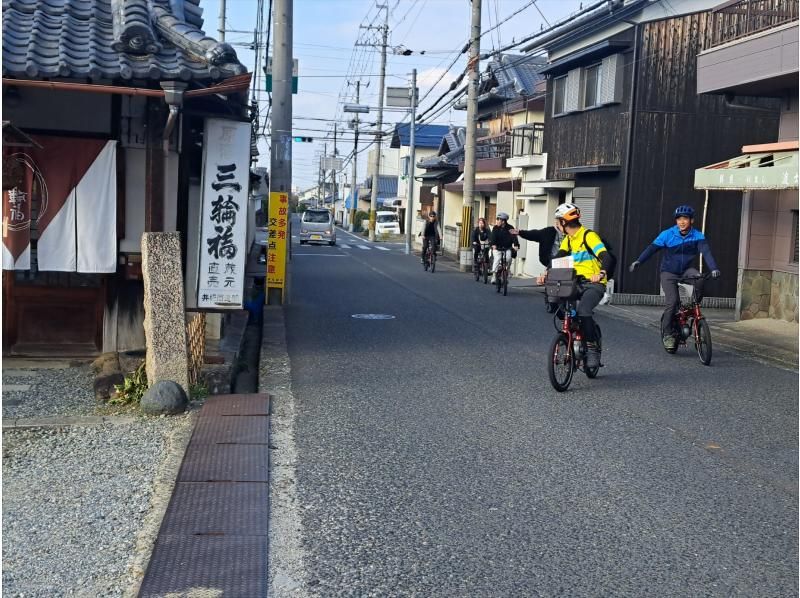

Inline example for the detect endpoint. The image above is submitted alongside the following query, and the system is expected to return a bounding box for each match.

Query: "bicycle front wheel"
[695,318,712,365]
[502,269,508,296]
[548,333,574,392]
[430,251,436,273]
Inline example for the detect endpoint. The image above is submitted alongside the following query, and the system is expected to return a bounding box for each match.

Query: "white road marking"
[374,246,390,251]
[356,245,371,250]
[339,243,351,249]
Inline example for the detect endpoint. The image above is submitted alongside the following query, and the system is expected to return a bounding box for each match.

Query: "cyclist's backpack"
[578,229,617,279]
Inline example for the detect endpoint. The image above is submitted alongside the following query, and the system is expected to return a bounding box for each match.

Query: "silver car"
[299,209,336,245]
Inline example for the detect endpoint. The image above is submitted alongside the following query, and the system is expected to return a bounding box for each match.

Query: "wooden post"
[145,97,165,232]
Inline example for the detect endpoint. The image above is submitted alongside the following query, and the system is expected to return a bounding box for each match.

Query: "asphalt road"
[283,222,798,597]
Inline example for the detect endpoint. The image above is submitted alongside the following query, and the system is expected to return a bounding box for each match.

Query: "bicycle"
[544,270,603,392]
[664,273,713,365]
[423,238,438,273]
[494,250,510,296]
[473,242,490,284]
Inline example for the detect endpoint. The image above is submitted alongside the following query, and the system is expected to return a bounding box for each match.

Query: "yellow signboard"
[266,192,289,292]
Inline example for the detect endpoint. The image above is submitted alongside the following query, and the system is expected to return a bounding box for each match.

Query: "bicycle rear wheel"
[695,318,712,365]
[502,269,508,296]
[423,253,429,271]
[483,261,488,284]
[548,333,574,392]
[430,250,436,273]
[474,260,480,281]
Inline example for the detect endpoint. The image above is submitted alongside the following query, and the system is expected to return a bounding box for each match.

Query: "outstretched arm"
[698,239,719,272]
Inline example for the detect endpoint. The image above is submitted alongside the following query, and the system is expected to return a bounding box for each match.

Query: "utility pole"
[366,3,389,242]
[268,0,292,304]
[218,0,226,41]
[332,123,338,213]
[405,68,417,256]
[349,81,361,232]
[460,0,481,271]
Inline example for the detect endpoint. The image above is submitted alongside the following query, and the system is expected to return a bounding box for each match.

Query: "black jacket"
[471,227,490,245]
[517,226,558,268]
[422,220,441,239]
[490,222,519,250]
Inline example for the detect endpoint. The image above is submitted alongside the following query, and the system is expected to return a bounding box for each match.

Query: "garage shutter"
[572,187,600,230]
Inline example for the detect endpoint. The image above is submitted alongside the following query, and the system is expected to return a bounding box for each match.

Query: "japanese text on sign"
[197,119,251,309]
[266,192,288,291]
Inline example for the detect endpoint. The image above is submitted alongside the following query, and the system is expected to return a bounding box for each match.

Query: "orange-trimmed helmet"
[554,203,581,222]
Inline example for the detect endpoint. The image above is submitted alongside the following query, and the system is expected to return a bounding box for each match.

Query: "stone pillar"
[141,232,189,394]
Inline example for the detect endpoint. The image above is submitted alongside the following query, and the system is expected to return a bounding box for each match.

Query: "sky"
[202,0,586,192]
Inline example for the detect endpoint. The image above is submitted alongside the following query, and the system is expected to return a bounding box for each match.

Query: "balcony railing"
[705,0,799,49]
[475,132,511,160]
[510,123,545,158]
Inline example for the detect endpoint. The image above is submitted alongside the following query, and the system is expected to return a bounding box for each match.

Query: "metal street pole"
[332,122,337,213]
[349,81,360,232]
[460,0,481,271]
[368,3,389,242]
[268,0,292,304]
[218,0,226,41]
[405,68,417,256]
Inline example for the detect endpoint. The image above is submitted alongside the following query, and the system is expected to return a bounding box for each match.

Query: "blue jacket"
[636,226,718,275]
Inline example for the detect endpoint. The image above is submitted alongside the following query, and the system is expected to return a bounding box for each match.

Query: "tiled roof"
[418,126,465,169]
[454,53,546,109]
[2,0,246,81]
[390,123,449,149]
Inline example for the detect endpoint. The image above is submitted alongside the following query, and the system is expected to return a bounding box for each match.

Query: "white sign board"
[321,156,344,170]
[197,118,251,309]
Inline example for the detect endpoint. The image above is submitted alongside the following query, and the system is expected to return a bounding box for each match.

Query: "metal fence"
[705,0,799,49]
[510,123,545,158]
[186,312,206,386]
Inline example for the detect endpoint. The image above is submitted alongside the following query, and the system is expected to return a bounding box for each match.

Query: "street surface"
[283,219,798,597]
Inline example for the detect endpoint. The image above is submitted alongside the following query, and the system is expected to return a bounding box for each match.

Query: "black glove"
[711,270,721,279]
[629,261,640,273]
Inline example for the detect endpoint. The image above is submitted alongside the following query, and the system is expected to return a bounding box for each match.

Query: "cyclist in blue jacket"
[629,205,721,350]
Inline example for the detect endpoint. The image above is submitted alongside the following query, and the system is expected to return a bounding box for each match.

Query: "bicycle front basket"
[545,268,579,300]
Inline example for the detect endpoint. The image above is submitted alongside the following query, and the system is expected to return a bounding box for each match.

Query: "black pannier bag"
[545,268,579,301]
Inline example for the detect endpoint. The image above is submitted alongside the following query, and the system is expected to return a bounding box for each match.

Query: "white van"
[375,211,400,235]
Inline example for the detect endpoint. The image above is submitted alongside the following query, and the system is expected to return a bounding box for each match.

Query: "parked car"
[375,210,400,235]
[300,209,336,245]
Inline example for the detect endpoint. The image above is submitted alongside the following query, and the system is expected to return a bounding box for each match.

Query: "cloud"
[417,66,459,93]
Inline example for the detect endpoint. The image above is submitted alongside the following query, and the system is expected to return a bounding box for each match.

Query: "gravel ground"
[3,365,97,419]
[2,361,196,598]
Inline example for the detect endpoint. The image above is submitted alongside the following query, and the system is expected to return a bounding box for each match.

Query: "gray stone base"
[739,269,798,322]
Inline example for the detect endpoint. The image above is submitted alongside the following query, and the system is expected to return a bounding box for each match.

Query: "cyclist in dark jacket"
[420,211,441,263]
[511,219,565,312]
[629,204,720,349]
[490,212,519,282]
[471,218,490,265]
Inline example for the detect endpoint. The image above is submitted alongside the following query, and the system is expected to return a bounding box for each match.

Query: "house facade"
[694,0,798,321]
[530,0,781,298]
[2,0,250,355]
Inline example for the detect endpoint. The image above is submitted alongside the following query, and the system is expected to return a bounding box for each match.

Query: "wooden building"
[2,0,251,355]
[529,0,781,297]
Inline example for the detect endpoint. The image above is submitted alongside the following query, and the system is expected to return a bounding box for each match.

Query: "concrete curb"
[597,303,798,372]
[2,415,139,430]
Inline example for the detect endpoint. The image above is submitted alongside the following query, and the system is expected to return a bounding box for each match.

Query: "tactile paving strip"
[200,393,271,417]
[177,443,269,482]
[138,535,268,597]
[190,414,270,445]
[158,482,269,536]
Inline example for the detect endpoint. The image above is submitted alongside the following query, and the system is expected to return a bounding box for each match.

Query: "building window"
[583,63,601,108]
[401,156,410,177]
[553,75,566,115]
[792,210,799,264]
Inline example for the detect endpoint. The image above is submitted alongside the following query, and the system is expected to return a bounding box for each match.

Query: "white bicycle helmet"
[554,203,580,222]
[496,212,510,221]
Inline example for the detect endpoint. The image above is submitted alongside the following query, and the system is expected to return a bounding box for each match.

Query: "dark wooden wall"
[623,11,780,296]
[542,10,781,297]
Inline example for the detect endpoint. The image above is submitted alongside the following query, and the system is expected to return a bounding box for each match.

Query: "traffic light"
[293,136,313,143]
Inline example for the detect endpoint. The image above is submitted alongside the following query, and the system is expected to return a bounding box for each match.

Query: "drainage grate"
[138,535,268,597]
[191,415,270,445]
[158,482,269,536]
[178,443,269,482]
[200,393,271,417]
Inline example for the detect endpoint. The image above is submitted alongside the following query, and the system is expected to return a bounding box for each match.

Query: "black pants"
[577,282,605,343]
[422,236,439,258]
[660,269,704,336]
